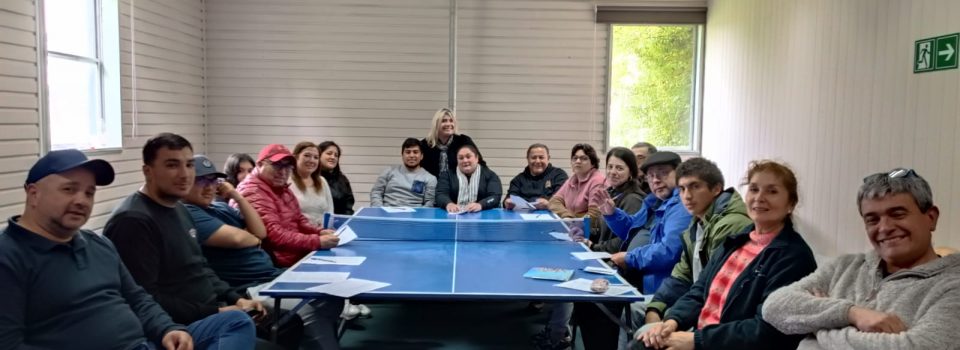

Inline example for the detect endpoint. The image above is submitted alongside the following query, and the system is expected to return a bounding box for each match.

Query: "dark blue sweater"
[0,217,183,349]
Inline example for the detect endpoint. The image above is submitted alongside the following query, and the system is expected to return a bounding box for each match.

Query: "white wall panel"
[703,0,960,256]
[205,0,608,208]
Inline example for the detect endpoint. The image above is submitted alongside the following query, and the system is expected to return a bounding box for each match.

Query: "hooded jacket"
[647,188,752,316]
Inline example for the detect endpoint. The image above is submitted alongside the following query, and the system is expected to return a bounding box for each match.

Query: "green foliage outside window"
[609,25,697,149]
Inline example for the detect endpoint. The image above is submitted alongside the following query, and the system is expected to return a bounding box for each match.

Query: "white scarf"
[456,165,482,206]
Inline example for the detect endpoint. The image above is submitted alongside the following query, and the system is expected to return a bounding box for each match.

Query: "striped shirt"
[698,230,778,328]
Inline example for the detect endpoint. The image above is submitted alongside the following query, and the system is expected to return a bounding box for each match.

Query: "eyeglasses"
[863,168,917,182]
[645,168,672,180]
[196,176,222,187]
[571,155,590,162]
[268,161,294,171]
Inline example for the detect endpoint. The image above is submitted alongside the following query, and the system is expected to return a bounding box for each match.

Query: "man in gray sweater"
[763,168,960,350]
[370,138,437,207]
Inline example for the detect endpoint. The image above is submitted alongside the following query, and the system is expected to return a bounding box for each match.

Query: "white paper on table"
[381,207,416,213]
[306,278,391,298]
[509,195,537,210]
[303,256,367,266]
[274,271,350,283]
[335,226,358,246]
[547,231,572,241]
[554,278,637,296]
[571,251,612,260]
[520,213,553,221]
[583,266,617,275]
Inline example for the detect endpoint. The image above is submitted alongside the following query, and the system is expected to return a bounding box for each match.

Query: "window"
[41,0,121,151]
[599,7,705,152]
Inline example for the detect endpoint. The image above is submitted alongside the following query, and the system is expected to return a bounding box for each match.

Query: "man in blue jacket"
[595,151,692,347]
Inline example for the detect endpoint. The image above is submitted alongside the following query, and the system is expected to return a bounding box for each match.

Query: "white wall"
[204,0,608,208]
[0,0,206,231]
[702,0,960,256]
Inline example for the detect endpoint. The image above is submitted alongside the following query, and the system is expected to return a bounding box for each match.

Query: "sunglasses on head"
[863,168,917,182]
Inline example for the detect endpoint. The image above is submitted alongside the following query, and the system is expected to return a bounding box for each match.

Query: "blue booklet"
[523,267,574,282]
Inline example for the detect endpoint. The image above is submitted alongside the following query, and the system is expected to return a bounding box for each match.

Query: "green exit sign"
[915,33,958,73]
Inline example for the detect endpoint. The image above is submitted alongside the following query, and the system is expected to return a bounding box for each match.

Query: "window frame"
[602,20,706,157]
[37,0,123,154]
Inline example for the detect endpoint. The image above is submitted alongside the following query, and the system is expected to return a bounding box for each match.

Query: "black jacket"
[664,221,816,350]
[506,164,568,203]
[320,170,355,215]
[420,134,485,177]
[435,166,503,210]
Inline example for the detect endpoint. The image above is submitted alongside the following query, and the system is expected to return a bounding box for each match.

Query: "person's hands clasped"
[639,319,679,349]
[161,330,193,350]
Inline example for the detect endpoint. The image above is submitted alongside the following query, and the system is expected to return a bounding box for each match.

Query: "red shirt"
[697,230,778,328]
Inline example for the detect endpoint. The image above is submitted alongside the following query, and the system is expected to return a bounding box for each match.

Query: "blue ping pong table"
[262,207,645,303]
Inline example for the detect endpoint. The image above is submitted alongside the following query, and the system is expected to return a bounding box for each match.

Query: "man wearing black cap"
[0,149,251,349]
[594,151,693,347]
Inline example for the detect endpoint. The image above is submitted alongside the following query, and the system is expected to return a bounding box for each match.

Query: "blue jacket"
[603,188,692,294]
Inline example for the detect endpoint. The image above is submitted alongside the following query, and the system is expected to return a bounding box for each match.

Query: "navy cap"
[26,149,115,186]
[640,151,682,173]
[194,155,226,178]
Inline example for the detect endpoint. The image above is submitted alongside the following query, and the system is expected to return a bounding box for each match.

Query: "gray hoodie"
[762,251,960,350]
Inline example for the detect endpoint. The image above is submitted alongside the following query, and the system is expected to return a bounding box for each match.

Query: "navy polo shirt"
[0,216,183,350]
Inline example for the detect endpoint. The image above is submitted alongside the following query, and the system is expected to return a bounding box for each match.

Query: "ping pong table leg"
[593,302,633,337]
[271,297,282,343]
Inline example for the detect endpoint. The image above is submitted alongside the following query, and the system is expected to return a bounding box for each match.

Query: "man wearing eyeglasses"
[762,169,960,350]
[235,144,340,268]
[184,155,344,350]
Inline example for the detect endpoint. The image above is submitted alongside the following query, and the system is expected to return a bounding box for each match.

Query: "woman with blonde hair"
[419,107,484,177]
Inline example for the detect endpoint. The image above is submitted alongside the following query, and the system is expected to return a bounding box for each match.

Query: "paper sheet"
[547,231,572,241]
[509,195,537,210]
[302,256,367,266]
[335,226,357,246]
[583,266,617,275]
[274,271,350,284]
[571,251,612,260]
[306,278,391,298]
[555,278,635,296]
[520,213,553,221]
[381,207,416,213]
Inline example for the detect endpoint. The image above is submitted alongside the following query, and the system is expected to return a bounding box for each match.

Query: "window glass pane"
[608,25,698,150]
[46,56,103,150]
[44,0,98,58]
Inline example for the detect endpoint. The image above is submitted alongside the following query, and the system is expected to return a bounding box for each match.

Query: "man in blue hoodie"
[595,151,692,348]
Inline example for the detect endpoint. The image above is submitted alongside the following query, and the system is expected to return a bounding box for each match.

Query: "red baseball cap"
[257,144,295,163]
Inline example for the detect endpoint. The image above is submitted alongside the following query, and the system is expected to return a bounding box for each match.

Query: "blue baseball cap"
[25,149,115,186]
[194,155,227,178]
